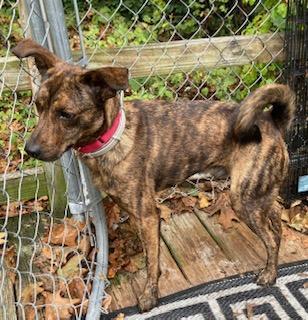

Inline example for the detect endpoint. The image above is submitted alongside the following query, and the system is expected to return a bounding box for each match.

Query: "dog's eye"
[58,110,74,120]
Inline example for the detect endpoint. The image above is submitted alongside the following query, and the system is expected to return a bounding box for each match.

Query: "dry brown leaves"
[281,200,308,234]
[0,196,49,218]
[42,217,86,247]
[24,217,98,318]
[0,245,17,283]
[156,183,239,231]
[0,231,6,245]
[156,184,214,222]
[104,198,143,279]
[43,283,81,320]
[200,192,239,230]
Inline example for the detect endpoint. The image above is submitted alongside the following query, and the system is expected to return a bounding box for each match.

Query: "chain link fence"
[1,0,305,319]
[284,0,308,200]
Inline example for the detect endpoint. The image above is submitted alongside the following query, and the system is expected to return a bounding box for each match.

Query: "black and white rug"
[104,260,308,320]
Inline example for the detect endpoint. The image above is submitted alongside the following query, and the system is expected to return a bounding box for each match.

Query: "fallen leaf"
[35,245,63,274]
[57,254,85,279]
[24,307,36,320]
[43,288,81,320]
[198,192,210,209]
[288,210,308,234]
[0,231,6,245]
[78,235,91,256]
[181,196,197,208]
[0,202,21,217]
[41,246,54,260]
[1,245,16,283]
[21,282,44,304]
[218,206,239,230]
[68,277,89,300]
[124,253,146,273]
[102,294,112,310]
[108,266,118,279]
[303,282,308,288]
[202,192,227,216]
[281,209,290,222]
[200,191,239,231]
[43,223,78,247]
[105,200,121,230]
[211,193,239,230]
[65,218,86,232]
[157,203,172,222]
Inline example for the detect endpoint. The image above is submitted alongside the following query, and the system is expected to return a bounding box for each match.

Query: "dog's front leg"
[135,197,160,312]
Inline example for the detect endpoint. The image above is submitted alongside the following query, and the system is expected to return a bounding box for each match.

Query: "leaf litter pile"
[1,178,307,318]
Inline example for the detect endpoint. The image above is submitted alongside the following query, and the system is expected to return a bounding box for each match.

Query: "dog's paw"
[256,268,277,286]
[137,285,158,313]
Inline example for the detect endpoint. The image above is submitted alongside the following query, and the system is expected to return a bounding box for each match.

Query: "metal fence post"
[23,0,109,318]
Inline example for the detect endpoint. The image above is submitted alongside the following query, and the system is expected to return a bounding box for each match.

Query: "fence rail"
[1,33,284,91]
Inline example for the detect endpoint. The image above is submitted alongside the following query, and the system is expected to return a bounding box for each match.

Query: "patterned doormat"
[104,260,308,320]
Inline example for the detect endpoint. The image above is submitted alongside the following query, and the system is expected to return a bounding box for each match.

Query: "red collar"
[76,111,122,154]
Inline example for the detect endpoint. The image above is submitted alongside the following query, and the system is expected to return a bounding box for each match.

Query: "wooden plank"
[194,207,265,273]
[7,212,46,319]
[107,239,189,311]
[161,212,237,285]
[88,33,285,77]
[195,207,308,268]
[0,261,17,320]
[0,56,32,91]
[43,162,67,218]
[2,33,285,91]
[0,167,48,204]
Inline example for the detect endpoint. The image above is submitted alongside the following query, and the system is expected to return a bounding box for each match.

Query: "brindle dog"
[13,39,295,312]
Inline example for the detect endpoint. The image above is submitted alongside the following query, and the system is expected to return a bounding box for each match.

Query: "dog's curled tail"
[234,84,296,139]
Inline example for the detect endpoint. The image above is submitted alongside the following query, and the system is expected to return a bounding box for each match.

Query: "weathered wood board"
[161,212,238,285]
[0,168,48,204]
[1,33,284,91]
[0,261,17,320]
[108,210,308,312]
[107,238,190,311]
[194,207,265,273]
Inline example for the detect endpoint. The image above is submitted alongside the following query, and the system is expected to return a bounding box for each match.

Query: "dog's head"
[12,39,129,161]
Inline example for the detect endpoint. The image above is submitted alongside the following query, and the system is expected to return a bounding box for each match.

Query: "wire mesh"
[0,1,107,319]
[284,0,308,200]
[1,0,304,319]
[64,0,287,103]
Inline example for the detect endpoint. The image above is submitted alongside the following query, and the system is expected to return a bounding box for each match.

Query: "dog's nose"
[25,141,42,159]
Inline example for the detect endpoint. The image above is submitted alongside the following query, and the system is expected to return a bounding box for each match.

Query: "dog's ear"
[79,67,129,100]
[12,38,61,77]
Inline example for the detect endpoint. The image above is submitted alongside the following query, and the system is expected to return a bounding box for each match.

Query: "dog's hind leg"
[230,183,282,286]
[255,204,282,285]
[134,196,160,312]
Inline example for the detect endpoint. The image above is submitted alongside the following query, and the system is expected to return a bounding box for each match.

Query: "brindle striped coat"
[13,39,295,312]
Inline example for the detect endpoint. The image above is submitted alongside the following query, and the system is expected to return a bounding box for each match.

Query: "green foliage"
[62,0,286,102]
[0,91,40,171]
[0,3,22,55]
